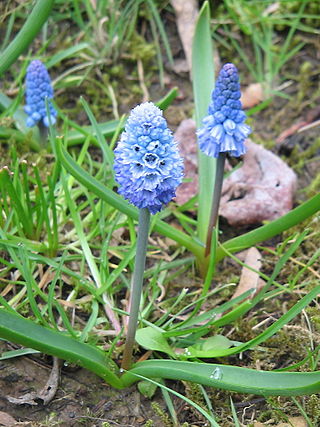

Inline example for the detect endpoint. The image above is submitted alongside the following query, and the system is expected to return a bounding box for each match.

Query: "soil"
[0,343,167,426]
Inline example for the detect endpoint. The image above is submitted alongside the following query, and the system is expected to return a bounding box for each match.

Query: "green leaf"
[45,43,90,68]
[0,93,40,150]
[135,327,176,358]
[184,285,320,358]
[0,309,123,389]
[123,359,320,396]
[186,335,235,357]
[137,380,158,398]
[0,0,55,76]
[192,1,216,243]
[0,348,40,360]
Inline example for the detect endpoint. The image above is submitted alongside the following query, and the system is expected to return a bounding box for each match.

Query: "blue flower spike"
[24,60,57,128]
[114,102,184,214]
[198,63,252,257]
[197,63,251,158]
[115,102,183,370]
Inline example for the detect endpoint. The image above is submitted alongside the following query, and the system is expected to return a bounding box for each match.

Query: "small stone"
[220,139,297,226]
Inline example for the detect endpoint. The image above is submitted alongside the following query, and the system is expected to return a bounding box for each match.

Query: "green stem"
[0,0,55,77]
[205,153,226,257]
[38,122,48,147]
[121,208,150,371]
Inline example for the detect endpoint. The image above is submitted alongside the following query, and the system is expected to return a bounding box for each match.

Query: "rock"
[174,119,198,205]
[220,140,297,226]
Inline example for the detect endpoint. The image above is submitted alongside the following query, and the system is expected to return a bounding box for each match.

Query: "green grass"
[0,0,320,425]
[213,0,318,95]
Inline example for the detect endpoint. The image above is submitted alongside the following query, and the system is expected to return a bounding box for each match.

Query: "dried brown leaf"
[254,416,307,427]
[0,411,17,427]
[170,0,198,71]
[241,83,264,109]
[232,247,264,300]
[7,357,60,406]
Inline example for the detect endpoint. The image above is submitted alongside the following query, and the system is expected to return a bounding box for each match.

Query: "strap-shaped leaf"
[0,309,122,389]
[123,359,320,396]
[192,1,216,244]
[0,0,55,76]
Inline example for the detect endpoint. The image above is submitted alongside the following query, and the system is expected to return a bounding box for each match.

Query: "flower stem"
[121,207,150,371]
[205,153,226,257]
[38,122,48,147]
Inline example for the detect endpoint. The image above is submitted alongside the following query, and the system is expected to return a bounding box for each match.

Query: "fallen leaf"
[0,411,17,427]
[232,247,265,300]
[276,417,307,427]
[254,416,308,427]
[241,83,264,109]
[7,357,60,406]
[170,0,198,71]
[220,139,297,226]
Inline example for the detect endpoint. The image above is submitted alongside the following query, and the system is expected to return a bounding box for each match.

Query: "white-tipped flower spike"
[114,102,184,214]
[24,60,57,128]
[197,63,251,158]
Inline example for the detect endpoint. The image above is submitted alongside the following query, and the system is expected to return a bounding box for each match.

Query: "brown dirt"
[0,343,166,427]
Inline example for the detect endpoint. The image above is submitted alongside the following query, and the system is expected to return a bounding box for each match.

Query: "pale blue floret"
[24,60,57,128]
[114,102,184,214]
[197,63,251,158]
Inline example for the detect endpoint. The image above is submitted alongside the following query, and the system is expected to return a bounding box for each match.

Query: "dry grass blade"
[232,247,264,301]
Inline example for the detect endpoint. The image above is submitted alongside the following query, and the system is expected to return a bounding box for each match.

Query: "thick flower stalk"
[114,102,183,214]
[115,102,183,371]
[24,60,57,128]
[197,63,252,256]
[197,62,251,158]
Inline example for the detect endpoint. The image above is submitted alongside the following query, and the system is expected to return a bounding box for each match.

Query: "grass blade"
[0,0,55,76]
[65,87,179,146]
[186,285,320,358]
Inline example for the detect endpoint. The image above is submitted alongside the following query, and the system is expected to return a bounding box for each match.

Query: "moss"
[258,397,294,424]
[306,306,320,334]
[290,137,320,174]
[305,394,320,424]
[304,169,320,198]
[151,402,173,427]
[184,381,206,411]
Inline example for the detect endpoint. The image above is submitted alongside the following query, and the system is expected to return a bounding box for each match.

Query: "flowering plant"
[24,60,57,128]
[198,63,251,158]
[114,102,183,214]
[0,2,320,425]
[113,101,184,369]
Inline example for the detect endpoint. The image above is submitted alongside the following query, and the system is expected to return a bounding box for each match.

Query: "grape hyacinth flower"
[114,102,183,214]
[197,63,251,158]
[197,63,252,256]
[24,60,57,128]
[115,102,183,371]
